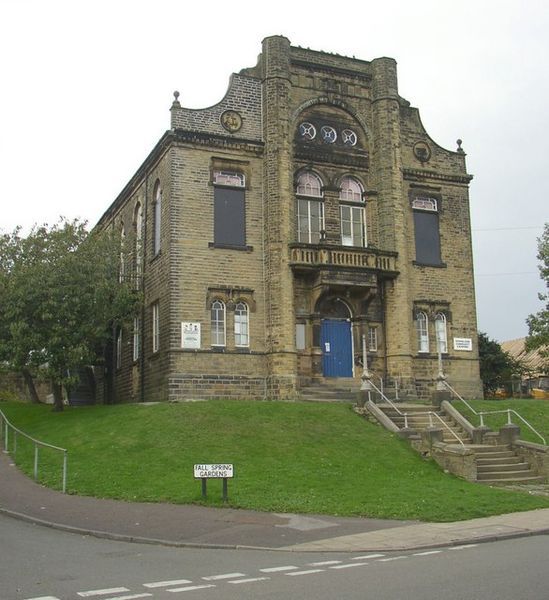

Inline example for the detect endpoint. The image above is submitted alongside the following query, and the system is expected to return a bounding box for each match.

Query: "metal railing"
[0,408,68,493]
[441,380,546,446]
[368,380,465,445]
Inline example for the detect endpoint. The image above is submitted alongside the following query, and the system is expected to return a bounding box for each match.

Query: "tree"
[478,332,522,396]
[0,219,140,410]
[526,223,549,366]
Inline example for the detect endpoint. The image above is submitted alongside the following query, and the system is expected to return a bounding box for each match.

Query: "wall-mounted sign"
[181,322,201,349]
[453,337,473,351]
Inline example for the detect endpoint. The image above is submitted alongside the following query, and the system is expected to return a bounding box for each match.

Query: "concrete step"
[477,468,539,481]
[470,445,510,453]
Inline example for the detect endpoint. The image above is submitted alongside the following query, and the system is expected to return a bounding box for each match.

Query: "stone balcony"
[289,243,398,278]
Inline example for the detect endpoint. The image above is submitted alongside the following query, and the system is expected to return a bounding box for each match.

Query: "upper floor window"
[339,176,366,247]
[416,311,429,353]
[234,301,249,347]
[153,182,162,256]
[119,224,126,283]
[296,171,324,244]
[412,195,442,265]
[435,313,448,354]
[134,202,143,280]
[211,300,226,347]
[213,170,246,248]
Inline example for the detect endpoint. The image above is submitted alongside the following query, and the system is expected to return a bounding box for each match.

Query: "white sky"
[1,0,547,343]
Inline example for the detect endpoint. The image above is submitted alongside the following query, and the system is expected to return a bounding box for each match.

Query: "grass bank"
[1,399,549,522]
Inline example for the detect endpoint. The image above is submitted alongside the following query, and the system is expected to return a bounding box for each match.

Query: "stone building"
[96,36,482,403]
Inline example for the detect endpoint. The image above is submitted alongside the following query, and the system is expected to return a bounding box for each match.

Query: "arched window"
[153,181,162,256]
[339,176,366,247]
[435,313,448,354]
[234,302,249,347]
[134,202,143,280]
[296,171,324,244]
[119,224,126,283]
[211,300,226,347]
[416,311,429,353]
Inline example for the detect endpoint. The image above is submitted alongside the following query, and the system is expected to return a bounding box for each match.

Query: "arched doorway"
[316,296,353,377]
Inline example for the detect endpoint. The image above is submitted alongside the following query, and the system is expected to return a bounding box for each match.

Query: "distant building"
[501,338,548,393]
[96,36,482,403]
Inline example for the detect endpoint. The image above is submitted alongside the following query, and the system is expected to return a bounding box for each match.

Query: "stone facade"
[96,36,483,403]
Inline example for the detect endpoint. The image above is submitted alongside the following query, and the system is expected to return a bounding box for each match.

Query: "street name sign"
[194,464,234,479]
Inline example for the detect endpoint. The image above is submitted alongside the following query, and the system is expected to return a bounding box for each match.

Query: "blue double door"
[320,319,353,377]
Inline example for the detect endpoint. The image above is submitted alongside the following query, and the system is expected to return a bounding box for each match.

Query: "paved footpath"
[1,451,549,552]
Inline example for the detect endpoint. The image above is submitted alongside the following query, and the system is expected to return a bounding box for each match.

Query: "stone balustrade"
[289,243,398,273]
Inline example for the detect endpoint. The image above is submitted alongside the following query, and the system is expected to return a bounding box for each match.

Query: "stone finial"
[456,139,464,154]
[172,90,181,108]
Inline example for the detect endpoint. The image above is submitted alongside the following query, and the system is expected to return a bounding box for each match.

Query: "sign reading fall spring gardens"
[194,464,234,479]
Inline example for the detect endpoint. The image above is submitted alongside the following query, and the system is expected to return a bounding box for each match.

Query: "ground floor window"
[211,300,226,347]
[367,326,378,352]
[152,302,160,353]
[234,301,249,347]
[416,311,429,353]
[435,313,448,353]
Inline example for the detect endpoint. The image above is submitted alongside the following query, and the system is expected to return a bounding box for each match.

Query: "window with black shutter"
[412,196,442,266]
[212,171,246,248]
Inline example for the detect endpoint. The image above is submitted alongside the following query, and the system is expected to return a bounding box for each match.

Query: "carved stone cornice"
[403,168,473,185]
[174,129,264,155]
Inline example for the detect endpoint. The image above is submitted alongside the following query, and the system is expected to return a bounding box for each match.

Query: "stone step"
[477,455,522,466]
[477,462,530,473]
[470,445,510,453]
[477,468,539,481]
[478,475,546,485]
[475,451,516,460]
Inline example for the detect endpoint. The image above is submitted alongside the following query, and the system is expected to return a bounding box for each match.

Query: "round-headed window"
[299,122,316,140]
[320,125,337,144]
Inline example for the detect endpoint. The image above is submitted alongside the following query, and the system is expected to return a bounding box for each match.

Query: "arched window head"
[339,177,366,247]
[153,181,162,256]
[416,311,429,353]
[211,300,226,347]
[296,171,323,197]
[435,313,448,354]
[234,301,249,347]
[339,176,364,203]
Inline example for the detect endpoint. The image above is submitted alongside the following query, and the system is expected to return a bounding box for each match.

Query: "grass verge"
[1,399,549,522]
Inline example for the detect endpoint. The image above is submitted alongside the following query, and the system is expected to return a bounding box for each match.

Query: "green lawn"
[1,399,549,522]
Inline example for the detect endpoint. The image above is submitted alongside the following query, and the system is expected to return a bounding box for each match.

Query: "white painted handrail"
[441,380,546,446]
[0,408,68,493]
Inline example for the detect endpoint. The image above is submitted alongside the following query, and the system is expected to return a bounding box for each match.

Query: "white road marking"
[202,572,246,581]
[260,565,298,573]
[228,577,270,584]
[144,580,192,588]
[286,569,325,576]
[308,560,342,566]
[105,595,152,600]
[78,589,130,597]
[168,585,216,593]
[413,550,443,556]
[450,544,478,550]
[378,556,407,562]
[352,553,385,560]
[24,597,61,600]
[330,562,368,569]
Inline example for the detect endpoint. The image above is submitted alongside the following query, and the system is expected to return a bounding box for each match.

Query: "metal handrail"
[0,408,68,493]
[369,381,464,443]
[441,380,546,446]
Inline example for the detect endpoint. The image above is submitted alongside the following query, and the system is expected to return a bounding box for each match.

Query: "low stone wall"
[513,440,549,481]
[168,374,266,400]
[429,440,477,481]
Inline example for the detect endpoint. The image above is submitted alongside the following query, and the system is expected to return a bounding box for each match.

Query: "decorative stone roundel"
[220,110,243,133]
[342,129,357,146]
[299,122,316,140]
[413,140,431,162]
[320,125,337,143]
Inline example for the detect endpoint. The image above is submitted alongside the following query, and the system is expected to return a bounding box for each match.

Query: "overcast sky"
[1,0,547,343]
